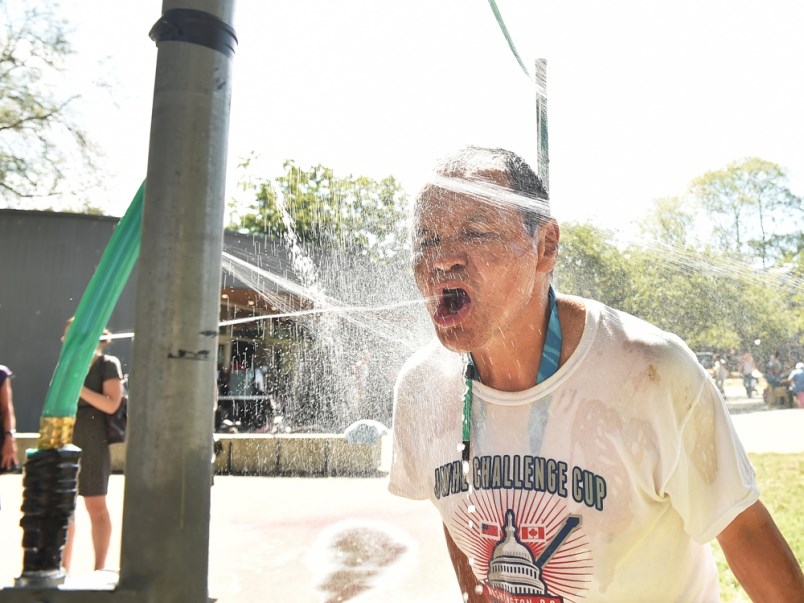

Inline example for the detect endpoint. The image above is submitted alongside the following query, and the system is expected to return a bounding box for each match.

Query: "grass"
[713,453,803,601]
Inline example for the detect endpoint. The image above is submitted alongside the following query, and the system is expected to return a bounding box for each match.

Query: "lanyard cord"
[461,285,562,463]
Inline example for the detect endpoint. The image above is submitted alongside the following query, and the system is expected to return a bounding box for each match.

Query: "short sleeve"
[0,365,11,387]
[101,355,124,382]
[388,369,430,501]
[663,377,759,543]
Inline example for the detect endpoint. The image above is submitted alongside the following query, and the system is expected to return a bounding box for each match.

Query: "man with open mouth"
[388,146,803,602]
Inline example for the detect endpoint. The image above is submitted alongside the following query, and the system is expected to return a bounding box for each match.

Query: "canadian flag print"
[519,524,546,542]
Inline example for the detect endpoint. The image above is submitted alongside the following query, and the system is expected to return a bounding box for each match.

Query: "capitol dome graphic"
[487,509,582,599]
[488,510,547,595]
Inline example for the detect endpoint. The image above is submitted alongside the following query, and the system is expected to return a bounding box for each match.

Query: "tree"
[555,222,634,309]
[689,158,802,267]
[557,220,800,361]
[236,159,410,261]
[638,196,695,249]
[0,1,95,204]
[626,246,748,352]
[234,159,412,430]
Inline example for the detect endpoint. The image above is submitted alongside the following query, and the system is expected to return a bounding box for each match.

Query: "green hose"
[38,182,144,436]
[16,182,143,584]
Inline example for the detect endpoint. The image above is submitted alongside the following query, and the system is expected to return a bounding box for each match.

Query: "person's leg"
[83,495,112,570]
[797,391,804,409]
[63,516,76,571]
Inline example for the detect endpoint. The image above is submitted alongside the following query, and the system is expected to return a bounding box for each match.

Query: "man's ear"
[537,219,560,272]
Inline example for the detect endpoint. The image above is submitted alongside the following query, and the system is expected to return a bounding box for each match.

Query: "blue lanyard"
[461,285,562,463]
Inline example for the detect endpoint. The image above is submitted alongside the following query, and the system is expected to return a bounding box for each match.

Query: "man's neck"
[469,293,586,392]
[471,292,551,392]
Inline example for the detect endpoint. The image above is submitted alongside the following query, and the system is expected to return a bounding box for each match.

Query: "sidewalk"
[0,474,459,602]
[0,400,800,602]
[723,383,804,454]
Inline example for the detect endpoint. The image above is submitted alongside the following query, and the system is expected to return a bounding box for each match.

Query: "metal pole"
[535,58,549,193]
[119,2,236,602]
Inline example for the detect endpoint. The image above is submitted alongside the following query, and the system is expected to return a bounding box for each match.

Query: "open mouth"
[435,287,471,322]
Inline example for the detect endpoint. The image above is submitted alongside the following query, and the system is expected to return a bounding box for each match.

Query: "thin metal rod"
[535,58,549,194]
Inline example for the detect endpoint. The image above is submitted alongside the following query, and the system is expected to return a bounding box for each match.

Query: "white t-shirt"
[389,297,758,603]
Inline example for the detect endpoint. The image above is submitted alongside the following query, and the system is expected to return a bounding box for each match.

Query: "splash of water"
[117,174,800,433]
[219,180,434,432]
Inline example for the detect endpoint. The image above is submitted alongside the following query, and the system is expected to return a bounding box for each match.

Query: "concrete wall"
[214,433,389,476]
[12,433,389,477]
[0,210,137,432]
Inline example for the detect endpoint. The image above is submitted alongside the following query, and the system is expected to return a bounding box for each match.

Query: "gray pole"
[119,2,236,602]
[535,58,549,194]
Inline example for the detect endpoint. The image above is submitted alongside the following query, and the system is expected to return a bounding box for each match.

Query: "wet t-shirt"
[389,297,758,603]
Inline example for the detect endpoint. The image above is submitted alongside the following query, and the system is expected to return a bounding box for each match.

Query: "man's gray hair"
[421,146,550,235]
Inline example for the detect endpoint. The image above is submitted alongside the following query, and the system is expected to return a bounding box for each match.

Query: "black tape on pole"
[149,8,238,58]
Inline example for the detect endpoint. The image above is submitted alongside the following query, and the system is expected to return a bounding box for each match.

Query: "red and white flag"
[519,524,546,542]
[480,522,501,539]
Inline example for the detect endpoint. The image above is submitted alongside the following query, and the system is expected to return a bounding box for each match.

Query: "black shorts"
[72,406,112,497]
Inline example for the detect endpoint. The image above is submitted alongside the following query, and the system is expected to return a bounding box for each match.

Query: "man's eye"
[418,236,439,248]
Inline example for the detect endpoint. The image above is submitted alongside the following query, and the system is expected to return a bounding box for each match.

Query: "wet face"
[413,182,556,353]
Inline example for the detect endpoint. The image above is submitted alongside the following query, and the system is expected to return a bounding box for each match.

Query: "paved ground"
[0,385,800,602]
[722,381,803,453]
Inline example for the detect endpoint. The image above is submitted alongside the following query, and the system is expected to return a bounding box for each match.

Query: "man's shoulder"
[588,298,700,368]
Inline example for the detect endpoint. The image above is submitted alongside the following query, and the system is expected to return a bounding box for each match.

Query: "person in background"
[713,356,729,395]
[741,351,757,397]
[389,146,804,602]
[765,351,783,388]
[788,362,804,409]
[61,319,124,572]
[1,365,18,472]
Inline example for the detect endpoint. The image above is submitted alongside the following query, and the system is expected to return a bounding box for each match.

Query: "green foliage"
[713,453,803,602]
[557,221,801,358]
[0,1,95,203]
[236,159,409,261]
[569,157,803,359]
[689,158,802,267]
[638,196,695,248]
[555,223,633,308]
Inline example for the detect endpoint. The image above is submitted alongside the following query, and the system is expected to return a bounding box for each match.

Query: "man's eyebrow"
[464,210,494,224]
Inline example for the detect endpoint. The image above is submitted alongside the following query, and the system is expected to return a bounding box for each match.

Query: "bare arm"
[80,378,123,415]
[1,379,18,469]
[717,500,804,601]
[443,523,485,602]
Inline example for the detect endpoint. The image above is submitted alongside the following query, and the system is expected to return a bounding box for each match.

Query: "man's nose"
[431,240,467,273]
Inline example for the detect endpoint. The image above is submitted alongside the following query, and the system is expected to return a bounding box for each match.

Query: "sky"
[43,0,804,235]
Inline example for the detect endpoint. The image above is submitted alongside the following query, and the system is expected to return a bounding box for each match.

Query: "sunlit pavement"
[0,404,801,602]
[0,474,459,602]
